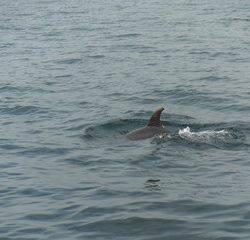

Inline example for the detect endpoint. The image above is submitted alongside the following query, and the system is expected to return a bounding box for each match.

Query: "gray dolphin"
[126,107,166,140]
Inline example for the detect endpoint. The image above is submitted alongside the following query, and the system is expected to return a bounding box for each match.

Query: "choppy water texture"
[1,0,250,239]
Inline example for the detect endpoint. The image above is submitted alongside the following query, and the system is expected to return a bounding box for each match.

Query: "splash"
[178,126,244,147]
[179,126,227,138]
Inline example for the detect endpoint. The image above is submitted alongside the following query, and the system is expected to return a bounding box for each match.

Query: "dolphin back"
[126,126,165,140]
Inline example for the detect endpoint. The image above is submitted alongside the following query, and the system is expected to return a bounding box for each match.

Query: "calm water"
[1,0,250,239]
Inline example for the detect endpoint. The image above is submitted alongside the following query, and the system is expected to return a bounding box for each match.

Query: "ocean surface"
[1,0,250,239]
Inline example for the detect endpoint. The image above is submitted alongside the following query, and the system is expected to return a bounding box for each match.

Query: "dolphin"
[126,107,166,140]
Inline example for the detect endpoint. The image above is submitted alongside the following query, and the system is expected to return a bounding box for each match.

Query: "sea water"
[0,0,250,239]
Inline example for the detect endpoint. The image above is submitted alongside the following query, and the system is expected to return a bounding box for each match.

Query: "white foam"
[178,126,230,145]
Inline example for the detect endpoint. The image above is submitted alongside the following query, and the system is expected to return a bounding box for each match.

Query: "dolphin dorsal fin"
[147,107,164,127]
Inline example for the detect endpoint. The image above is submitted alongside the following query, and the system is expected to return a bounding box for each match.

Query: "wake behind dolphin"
[126,107,166,140]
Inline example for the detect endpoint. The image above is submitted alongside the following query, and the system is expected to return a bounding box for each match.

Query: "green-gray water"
[1,0,250,239]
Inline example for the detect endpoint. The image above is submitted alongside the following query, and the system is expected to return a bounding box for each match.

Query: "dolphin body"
[126,107,166,140]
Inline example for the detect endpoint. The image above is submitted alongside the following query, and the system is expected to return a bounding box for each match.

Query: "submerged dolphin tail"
[147,107,164,127]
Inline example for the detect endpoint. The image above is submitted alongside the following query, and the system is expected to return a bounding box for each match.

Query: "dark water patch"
[104,92,128,98]
[87,54,105,59]
[54,74,73,79]
[18,188,52,197]
[145,179,161,190]
[189,50,210,55]
[112,33,142,38]
[150,88,236,110]
[1,237,38,240]
[194,75,231,82]
[82,119,143,140]
[172,94,233,108]
[0,105,50,115]
[189,50,238,59]
[210,51,238,58]
[17,13,35,17]
[67,157,125,168]
[145,200,249,215]
[72,205,125,220]
[111,44,158,53]
[52,10,86,15]
[71,26,107,32]
[125,95,162,104]
[61,204,81,211]
[0,42,15,48]
[243,211,250,220]
[164,113,195,124]
[23,212,65,222]
[24,119,44,124]
[215,104,250,112]
[17,146,71,157]
[78,101,89,106]
[15,227,47,235]
[145,62,158,66]
[52,203,249,239]
[70,26,92,31]
[152,88,210,100]
[57,58,82,64]
[66,123,87,131]
[0,106,49,115]
[0,186,17,193]
[63,117,86,124]
[131,151,196,171]
[64,217,192,236]
[0,144,25,151]
[33,88,55,94]
[0,25,12,30]
[2,121,13,125]
[0,162,18,169]
[26,129,43,134]
[0,171,22,177]
[44,186,98,195]
[89,187,163,201]
[48,187,99,202]
[231,17,250,22]
[0,85,31,93]
[61,155,102,167]
[44,81,57,86]
[42,31,64,37]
